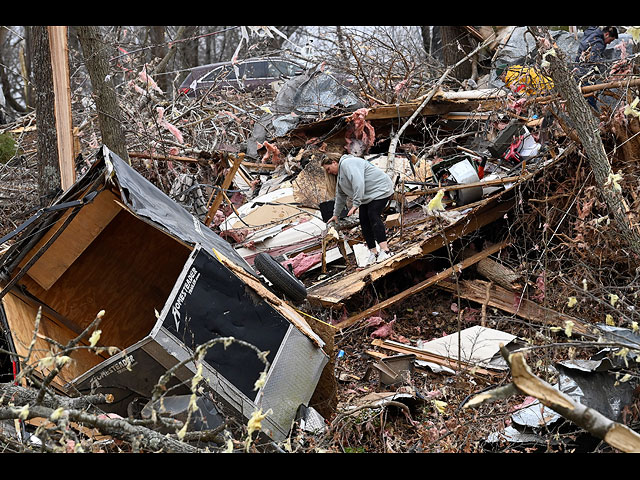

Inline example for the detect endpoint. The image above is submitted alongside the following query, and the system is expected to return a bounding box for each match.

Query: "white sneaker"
[364,251,377,267]
[376,250,391,263]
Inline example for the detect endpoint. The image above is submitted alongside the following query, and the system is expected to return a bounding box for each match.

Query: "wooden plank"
[1,292,104,388]
[24,190,122,290]
[436,279,592,336]
[370,339,500,377]
[48,26,75,191]
[204,153,244,226]
[334,240,510,330]
[307,193,515,307]
[21,210,192,352]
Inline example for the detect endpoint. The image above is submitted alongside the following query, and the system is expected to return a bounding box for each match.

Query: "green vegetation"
[0,133,18,164]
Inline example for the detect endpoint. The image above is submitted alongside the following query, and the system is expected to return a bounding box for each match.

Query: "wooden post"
[47,26,75,191]
[204,153,244,226]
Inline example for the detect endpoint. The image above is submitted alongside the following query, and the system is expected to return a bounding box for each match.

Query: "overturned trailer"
[0,146,328,442]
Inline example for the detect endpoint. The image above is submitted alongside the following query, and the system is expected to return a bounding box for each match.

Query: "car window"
[242,62,266,79]
[200,66,226,83]
[266,61,301,78]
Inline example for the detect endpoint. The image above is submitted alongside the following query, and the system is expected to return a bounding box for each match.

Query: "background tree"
[75,25,129,163]
[0,26,28,119]
[440,26,475,82]
[31,25,60,206]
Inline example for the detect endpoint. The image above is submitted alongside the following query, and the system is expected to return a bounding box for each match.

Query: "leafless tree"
[31,26,60,206]
[75,25,129,163]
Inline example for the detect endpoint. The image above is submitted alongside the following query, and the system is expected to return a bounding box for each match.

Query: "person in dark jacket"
[575,26,618,75]
[574,26,618,108]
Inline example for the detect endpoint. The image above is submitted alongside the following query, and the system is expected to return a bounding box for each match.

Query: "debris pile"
[1,25,640,453]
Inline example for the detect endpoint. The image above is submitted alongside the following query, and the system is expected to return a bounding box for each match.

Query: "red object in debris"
[503,136,523,163]
[477,156,488,179]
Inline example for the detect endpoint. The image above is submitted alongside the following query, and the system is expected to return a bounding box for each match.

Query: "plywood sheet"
[1,292,103,388]
[22,189,122,290]
[21,210,192,351]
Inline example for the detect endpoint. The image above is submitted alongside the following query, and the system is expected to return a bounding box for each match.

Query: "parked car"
[179,57,305,96]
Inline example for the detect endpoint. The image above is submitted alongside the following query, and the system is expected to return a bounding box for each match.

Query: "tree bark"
[155,26,197,78]
[440,26,475,81]
[335,26,349,62]
[149,26,169,93]
[0,27,27,115]
[529,26,640,267]
[419,26,431,56]
[75,25,129,163]
[31,25,60,206]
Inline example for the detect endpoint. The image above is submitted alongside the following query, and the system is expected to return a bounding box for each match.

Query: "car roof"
[180,57,301,89]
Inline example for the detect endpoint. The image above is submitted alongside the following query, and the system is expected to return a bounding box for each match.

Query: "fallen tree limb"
[0,403,202,453]
[465,347,640,453]
[0,382,113,411]
[529,26,640,266]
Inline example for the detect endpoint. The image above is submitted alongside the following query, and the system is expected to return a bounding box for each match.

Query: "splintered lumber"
[436,279,592,336]
[410,175,523,196]
[307,192,515,307]
[370,339,500,377]
[48,26,75,190]
[334,240,510,330]
[204,153,244,226]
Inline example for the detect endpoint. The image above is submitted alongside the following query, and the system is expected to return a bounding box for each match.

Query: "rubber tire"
[254,253,307,303]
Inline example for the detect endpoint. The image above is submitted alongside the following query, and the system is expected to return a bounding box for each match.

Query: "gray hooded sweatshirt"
[333,155,395,217]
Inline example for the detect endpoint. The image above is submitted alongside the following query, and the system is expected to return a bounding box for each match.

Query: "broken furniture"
[0,146,328,443]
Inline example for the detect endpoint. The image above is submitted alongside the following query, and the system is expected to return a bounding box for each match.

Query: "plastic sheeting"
[490,27,634,87]
[247,67,364,159]
[104,147,252,272]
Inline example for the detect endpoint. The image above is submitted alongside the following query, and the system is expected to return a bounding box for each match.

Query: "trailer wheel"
[254,253,307,303]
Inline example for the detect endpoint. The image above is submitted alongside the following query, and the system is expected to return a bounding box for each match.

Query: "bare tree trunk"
[155,26,196,77]
[149,26,169,93]
[529,26,640,267]
[75,25,129,163]
[22,26,34,109]
[0,27,27,115]
[335,26,349,62]
[179,26,199,68]
[419,26,431,56]
[31,25,60,206]
[440,26,474,81]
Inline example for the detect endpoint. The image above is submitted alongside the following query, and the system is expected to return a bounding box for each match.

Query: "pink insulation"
[282,251,323,277]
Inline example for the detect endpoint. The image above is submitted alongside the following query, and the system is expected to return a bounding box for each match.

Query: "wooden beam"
[129,151,201,164]
[436,279,592,337]
[533,76,640,104]
[48,26,75,191]
[369,339,501,377]
[334,240,510,330]
[204,153,244,226]
[307,193,515,307]
[410,175,524,196]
